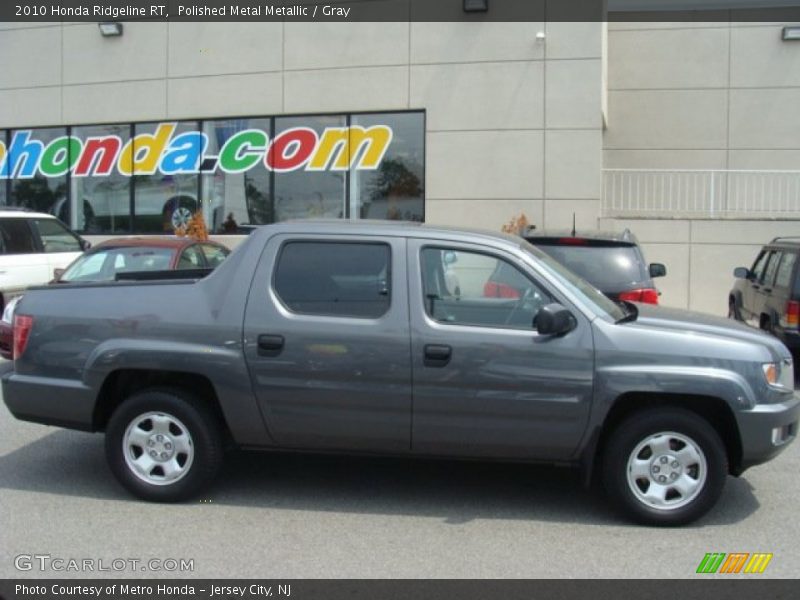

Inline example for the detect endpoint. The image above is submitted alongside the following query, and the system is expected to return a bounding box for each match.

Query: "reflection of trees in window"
[245,180,273,225]
[12,175,67,214]
[367,158,424,221]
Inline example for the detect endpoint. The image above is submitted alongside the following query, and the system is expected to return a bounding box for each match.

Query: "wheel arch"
[93,368,231,442]
[592,392,743,479]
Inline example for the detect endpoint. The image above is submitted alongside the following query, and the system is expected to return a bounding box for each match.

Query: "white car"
[0,209,88,310]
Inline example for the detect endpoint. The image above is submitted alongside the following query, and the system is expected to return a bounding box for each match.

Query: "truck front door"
[407,240,594,460]
[243,234,412,452]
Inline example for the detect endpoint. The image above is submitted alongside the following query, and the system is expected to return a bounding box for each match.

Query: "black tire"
[105,388,223,502]
[602,408,727,526]
[728,298,739,320]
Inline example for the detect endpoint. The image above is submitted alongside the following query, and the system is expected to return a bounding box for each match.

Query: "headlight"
[762,359,794,390]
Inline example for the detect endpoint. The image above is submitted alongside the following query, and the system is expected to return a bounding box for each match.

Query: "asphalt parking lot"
[0,382,798,580]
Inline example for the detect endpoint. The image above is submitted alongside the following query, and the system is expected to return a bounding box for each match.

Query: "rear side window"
[762,251,780,285]
[31,218,82,253]
[775,252,797,290]
[274,241,390,318]
[201,244,229,268]
[0,218,37,254]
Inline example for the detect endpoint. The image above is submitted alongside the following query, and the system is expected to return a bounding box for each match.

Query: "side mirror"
[535,303,576,336]
[443,251,458,265]
[649,263,667,278]
[733,267,750,280]
[79,239,91,251]
[52,268,65,282]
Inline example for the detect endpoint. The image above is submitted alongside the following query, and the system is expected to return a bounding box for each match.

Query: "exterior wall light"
[782,26,800,40]
[463,0,488,12]
[98,22,123,37]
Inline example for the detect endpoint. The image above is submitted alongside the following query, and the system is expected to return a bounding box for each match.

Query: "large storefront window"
[351,112,424,222]
[274,115,347,221]
[202,118,271,233]
[133,121,200,234]
[70,123,131,233]
[7,127,68,218]
[0,111,425,233]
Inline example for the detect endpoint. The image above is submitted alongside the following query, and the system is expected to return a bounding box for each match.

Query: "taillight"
[786,300,799,329]
[618,288,660,305]
[483,282,521,299]
[13,315,33,360]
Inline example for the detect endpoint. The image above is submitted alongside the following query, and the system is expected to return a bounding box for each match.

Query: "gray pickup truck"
[3,221,798,525]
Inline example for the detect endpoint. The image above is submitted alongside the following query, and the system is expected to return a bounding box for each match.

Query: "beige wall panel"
[545,130,602,199]
[167,73,283,119]
[608,22,728,31]
[545,22,602,59]
[425,199,544,231]
[730,88,800,149]
[603,149,728,169]
[411,61,543,131]
[0,87,62,127]
[731,25,800,88]
[608,27,728,90]
[542,199,601,230]
[63,23,167,85]
[0,23,60,30]
[691,219,800,245]
[410,22,544,64]
[638,242,690,309]
[728,150,800,170]
[0,27,61,89]
[605,90,728,149]
[545,59,602,129]
[284,66,408,113]
[285,21,408,70]
[426,130,543,200]
[63,80,167,124]
[168,23,283,78]
[689,243,765,315]
[598,218,692,243]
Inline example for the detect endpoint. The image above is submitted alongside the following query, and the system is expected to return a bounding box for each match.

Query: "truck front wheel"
[105,389,223,502]
[602,408,727,526]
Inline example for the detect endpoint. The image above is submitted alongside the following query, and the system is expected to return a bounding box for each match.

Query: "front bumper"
[736,392,799,472]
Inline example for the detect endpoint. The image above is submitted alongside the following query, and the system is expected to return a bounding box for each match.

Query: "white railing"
[603,169,800,218]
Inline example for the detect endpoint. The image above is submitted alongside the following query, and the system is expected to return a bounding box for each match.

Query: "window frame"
[271,239,393,320]
[419,244,554,332]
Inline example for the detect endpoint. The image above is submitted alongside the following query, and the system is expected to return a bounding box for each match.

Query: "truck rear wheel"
[105,388,223,502]
[602,408,727,526]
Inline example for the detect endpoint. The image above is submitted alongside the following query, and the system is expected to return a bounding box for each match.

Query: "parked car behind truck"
[3,222,798,525]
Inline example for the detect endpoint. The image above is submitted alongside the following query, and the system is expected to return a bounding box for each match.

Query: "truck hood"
[631,303,792,360]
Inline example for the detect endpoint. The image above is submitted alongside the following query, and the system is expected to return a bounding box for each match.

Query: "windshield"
[534,244,648,289]
[520,242,626,321]
[61,246,176,282]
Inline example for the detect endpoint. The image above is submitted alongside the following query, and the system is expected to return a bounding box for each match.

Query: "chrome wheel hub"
[627,431,707,511]
[123,412,194,486]
[171,207,193,229]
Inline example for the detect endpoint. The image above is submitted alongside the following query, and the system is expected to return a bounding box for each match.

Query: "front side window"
[31,218,82,253]
[751,251,768,280]
[274,241,390,318]
[421,247,553,330]
[178,245,205,269]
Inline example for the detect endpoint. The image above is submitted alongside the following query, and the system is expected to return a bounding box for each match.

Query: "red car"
[0,237,230,359]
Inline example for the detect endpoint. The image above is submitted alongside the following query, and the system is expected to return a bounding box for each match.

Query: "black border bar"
[2,0,800,22]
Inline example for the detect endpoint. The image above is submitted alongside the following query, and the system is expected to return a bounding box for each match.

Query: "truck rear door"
[243,234,412,452]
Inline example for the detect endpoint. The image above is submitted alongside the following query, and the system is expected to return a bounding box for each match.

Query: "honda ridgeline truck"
[3,221,798,525]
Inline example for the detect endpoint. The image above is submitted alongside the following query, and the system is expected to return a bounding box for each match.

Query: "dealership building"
[1,2,800,314]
